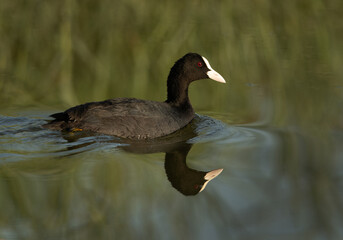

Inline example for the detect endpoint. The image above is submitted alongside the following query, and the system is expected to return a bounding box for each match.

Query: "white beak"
[199,168,224,192]
[202,56,226,83]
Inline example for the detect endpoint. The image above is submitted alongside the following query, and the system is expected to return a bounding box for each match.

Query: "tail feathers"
[50,112,69,121]
[43,112,69,130]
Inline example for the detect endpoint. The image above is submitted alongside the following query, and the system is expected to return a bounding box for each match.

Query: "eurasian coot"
[44,53,226,139]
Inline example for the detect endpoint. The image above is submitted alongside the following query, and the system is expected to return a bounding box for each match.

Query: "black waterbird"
[44,53,226,139]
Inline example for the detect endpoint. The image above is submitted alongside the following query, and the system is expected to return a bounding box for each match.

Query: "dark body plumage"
[43,53,225,139]
[45,98,194,139]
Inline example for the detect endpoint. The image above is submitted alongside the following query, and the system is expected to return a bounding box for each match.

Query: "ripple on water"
[190,114,260,145]
[0,112,269,163]
[0,114,120,161]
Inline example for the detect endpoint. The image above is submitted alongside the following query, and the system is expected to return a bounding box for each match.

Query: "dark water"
[1,109,342,240]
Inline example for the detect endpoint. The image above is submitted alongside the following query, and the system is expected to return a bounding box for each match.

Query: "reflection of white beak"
[202,56,226,83]
[199,168,224,192]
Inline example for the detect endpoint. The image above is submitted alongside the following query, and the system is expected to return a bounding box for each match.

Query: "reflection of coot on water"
[164,143,223,196]
[62,121,223,196]
[119,126,223,196]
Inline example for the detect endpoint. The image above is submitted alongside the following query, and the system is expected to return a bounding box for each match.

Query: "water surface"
[1,108,342,240]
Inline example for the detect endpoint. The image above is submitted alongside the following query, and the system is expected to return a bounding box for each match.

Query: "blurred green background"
[1,0,342,125]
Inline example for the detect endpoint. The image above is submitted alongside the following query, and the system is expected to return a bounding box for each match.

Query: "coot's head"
[166,53,226,104]
[181,53,226,83]
[168,53,226,84]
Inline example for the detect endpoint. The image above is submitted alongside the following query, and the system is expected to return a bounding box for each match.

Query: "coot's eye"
[197,62,203,67]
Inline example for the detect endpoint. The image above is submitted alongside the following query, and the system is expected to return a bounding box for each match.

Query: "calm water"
[1,106,342,240]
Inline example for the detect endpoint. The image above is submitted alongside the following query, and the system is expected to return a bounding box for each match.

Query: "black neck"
[166,77,190,105]
[165,61,192,107]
